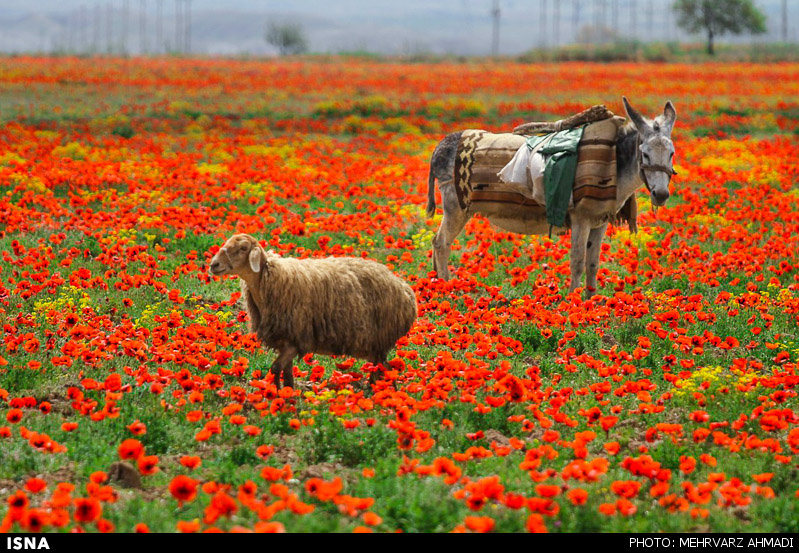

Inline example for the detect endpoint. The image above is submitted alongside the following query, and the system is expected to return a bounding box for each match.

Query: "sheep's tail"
[425,165,437,218]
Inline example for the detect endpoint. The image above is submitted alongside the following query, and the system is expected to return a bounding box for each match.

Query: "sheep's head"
[209,234,265,277]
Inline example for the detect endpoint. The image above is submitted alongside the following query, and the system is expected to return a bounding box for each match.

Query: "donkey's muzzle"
[652,188,670,206]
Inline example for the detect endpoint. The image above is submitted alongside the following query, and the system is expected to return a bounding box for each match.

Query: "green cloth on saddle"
[526,125,586,228]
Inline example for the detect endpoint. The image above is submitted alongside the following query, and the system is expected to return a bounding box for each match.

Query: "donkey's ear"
[622,96,649,132]
[661,101,677,134]
[248,247,264,273]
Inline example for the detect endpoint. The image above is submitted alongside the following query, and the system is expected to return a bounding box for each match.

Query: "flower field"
[1,57,798,533]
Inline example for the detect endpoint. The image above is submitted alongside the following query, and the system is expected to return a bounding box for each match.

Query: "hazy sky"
[0,0,792,55]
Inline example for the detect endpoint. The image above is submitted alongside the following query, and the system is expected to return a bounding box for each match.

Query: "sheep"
[208,233,417,389]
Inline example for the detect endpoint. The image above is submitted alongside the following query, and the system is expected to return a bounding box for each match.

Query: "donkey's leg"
[432,180,469,280]
[584,223,608,299]
[568,219,591,295]
[433,209,469,280]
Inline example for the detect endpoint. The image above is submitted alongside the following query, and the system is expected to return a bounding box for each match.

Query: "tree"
[265,22,308,56]
[575,25,620,45]
[673,0,766,55]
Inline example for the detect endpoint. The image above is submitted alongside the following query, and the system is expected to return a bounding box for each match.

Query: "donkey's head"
[622,97,677,207]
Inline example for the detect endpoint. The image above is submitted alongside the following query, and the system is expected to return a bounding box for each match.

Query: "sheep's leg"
[568,219,591,295]
[432,181,469,280]
[270,346,298,389]
[268,360,282,389]
[282,369,294,389]
[360,355,393,397]
[584,223,607,299]
[280,346,298,389]
[368,356,388,386]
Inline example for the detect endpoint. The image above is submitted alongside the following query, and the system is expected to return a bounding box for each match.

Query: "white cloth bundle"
[497,144,535,188]
[497,143,570,207]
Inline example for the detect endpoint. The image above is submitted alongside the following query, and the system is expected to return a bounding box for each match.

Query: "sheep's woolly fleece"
[242,248,417,364]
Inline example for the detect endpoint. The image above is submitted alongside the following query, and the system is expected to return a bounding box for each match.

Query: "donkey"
[426,97,677,298]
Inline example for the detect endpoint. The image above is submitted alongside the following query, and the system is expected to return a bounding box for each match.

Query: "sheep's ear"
[248,247,263,273]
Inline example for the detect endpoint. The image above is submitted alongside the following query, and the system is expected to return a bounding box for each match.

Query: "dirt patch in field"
[601,333,620,348]
[525,425,547,443]
[114,484,170,504]
[0,463,79,495]
[296,462,360,487]
[483,429,511,447]
[270,436,301,466]
[0,480,18,495]
[731,506,751,522]
[298,462,347,480]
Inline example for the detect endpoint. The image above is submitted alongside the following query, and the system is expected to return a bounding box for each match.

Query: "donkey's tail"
[425,167,437,217]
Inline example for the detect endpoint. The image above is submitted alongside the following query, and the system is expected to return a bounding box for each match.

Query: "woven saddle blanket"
[453,117,634,229]
[453,130,526,209]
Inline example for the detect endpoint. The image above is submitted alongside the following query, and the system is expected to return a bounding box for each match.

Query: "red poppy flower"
[180,456,202,470]
[25,478,47,494]
[138,455,159,475]
[117,438,144,461]
[6,409,23,424]
[73,497,102,523]
[169,475,199,505]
